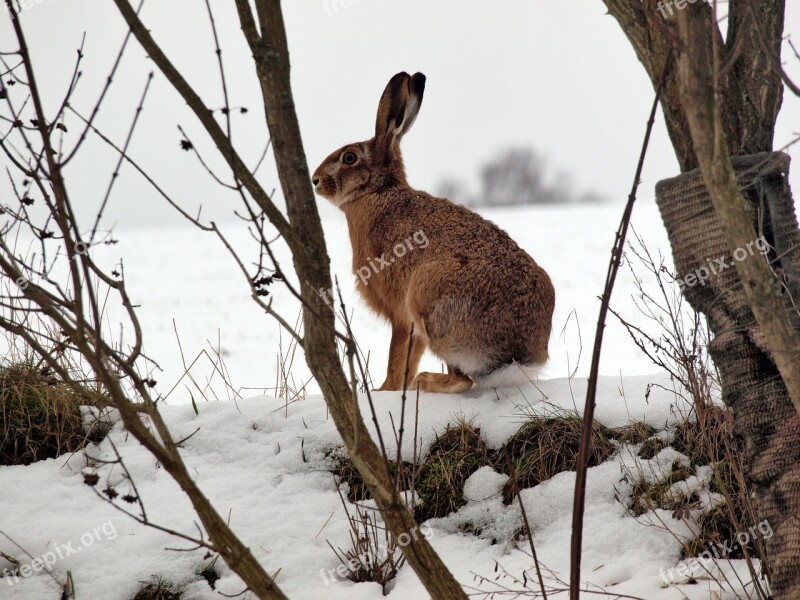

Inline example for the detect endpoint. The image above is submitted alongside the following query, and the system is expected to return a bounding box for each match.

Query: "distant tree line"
[436,146,605,207]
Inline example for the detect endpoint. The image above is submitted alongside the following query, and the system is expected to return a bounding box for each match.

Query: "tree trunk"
[112,0,469,596]
[656,153,800,597]
[603,1,800,596]
[603,0,784,171]
[236,4,469,597]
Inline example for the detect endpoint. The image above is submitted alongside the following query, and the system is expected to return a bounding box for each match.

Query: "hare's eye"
[342,151,358,165]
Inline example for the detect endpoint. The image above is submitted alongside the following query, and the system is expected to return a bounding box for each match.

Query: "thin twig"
[569,49,671,599]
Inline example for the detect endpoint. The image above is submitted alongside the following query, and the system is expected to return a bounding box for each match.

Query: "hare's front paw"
[411,371,473,394]
[373,379,402,392]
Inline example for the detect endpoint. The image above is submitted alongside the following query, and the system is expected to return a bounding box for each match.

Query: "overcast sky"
[1,1,799,231]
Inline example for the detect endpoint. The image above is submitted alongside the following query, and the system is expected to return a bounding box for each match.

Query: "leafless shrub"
[0,6,292,597]
[612,231,768,598]
[327,489,407,595]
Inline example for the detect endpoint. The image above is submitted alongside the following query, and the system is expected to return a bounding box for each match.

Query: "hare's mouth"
[313,176,340,202]
[314,184,332,201]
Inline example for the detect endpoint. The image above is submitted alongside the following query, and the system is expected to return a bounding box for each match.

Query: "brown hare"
[312,72,555,393]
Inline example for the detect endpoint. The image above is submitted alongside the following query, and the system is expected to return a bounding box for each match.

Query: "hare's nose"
[312,176,320,186]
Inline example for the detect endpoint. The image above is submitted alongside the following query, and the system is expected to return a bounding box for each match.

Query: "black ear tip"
[410,72,426,95]
[389,71,410,84]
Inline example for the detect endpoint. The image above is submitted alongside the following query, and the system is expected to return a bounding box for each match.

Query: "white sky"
[1,1,799,230]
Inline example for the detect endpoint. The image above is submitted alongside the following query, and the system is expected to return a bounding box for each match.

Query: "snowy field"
[81,201,677,399]
[0,201,759,599]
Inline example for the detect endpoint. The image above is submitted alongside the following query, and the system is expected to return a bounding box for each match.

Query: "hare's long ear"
[374,72,426,150]
[399,72,426,137]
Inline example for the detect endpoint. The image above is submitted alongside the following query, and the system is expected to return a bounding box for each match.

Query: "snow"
[0,203,763,599]
[462,467,508,503]
[0,374,762,599]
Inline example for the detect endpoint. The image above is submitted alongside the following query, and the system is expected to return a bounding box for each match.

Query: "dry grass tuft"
[0,362,98,466]
[500,414,615,504]
[414,420,491,522]
[328,500,406,595]
[330,453,412,503]
[672,408,759,560]
[629,460,695,517]
[613,232,768,596]
[672,405,728,467]
[627,413,759,560]
[609,420,658,445]
[131,579,182,600]
[638,436,669,459]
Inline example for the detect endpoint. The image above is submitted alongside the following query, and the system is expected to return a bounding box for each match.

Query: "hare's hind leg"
[404,265,475,393]
[375,321,426,391]
[411,365,473,394]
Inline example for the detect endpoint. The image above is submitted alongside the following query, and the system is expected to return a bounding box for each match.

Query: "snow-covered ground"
[0,374,759,600]
[1,202,761,599]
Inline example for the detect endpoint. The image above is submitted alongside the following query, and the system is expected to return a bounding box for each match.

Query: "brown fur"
[312,72,555,393]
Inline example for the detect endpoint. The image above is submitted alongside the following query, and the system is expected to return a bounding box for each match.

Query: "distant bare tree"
[480,147,556,206]
[437,146,602,207]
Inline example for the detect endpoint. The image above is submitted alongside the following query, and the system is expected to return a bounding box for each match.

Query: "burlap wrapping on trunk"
[655,151,800,597]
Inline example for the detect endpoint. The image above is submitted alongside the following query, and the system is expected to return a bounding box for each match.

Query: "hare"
[312,72,554,393]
